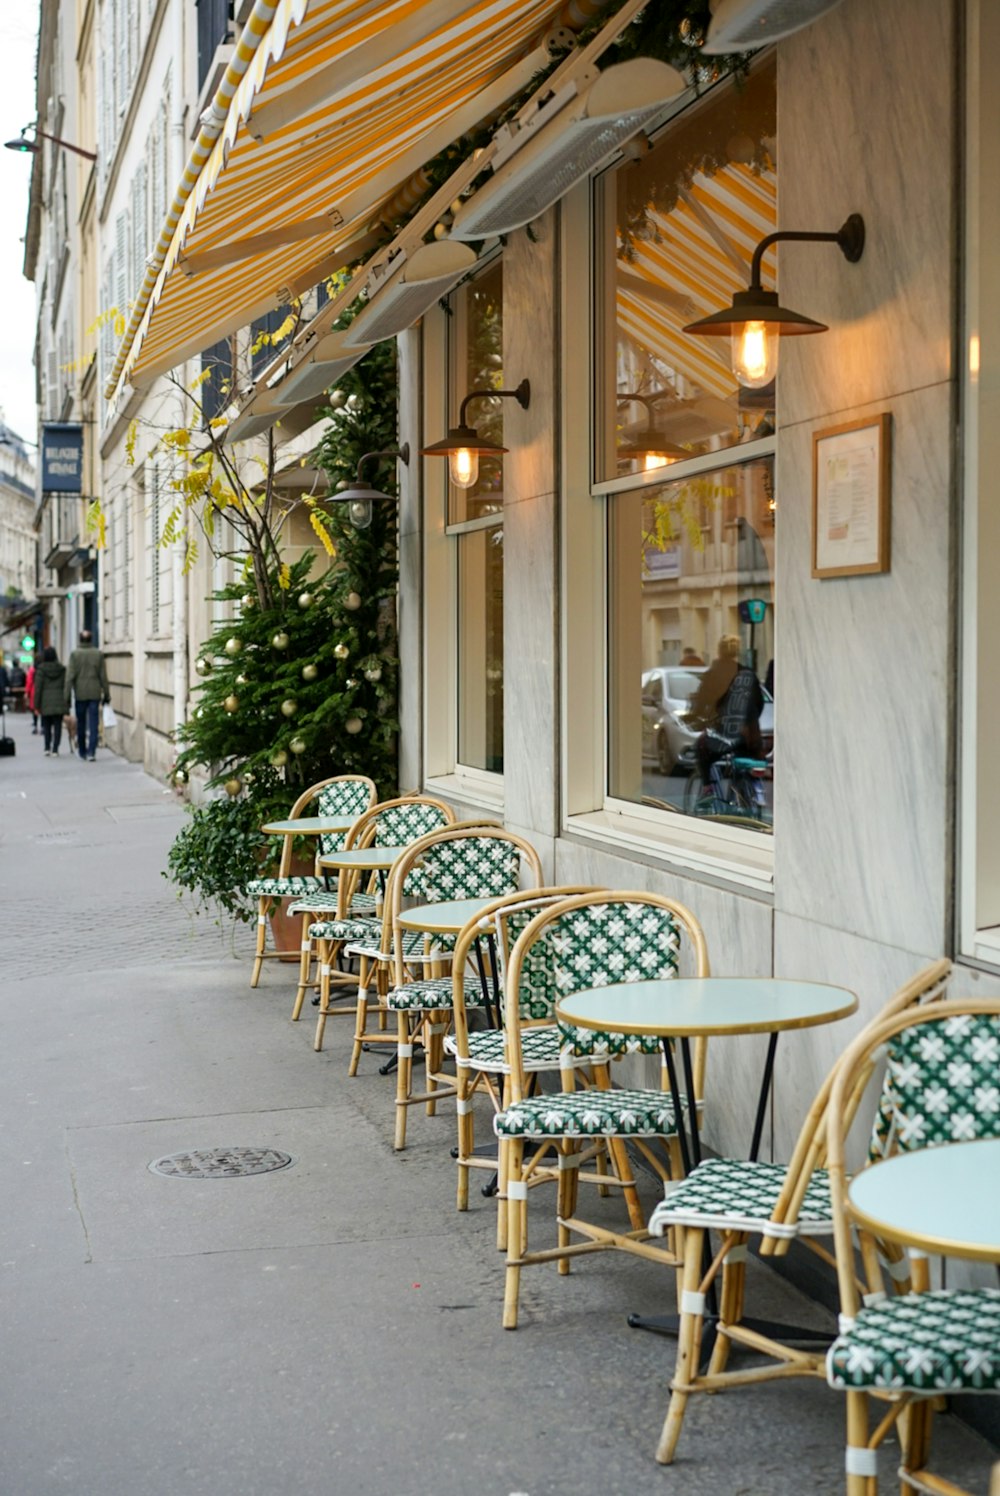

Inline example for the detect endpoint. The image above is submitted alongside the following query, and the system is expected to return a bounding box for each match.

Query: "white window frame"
[959,0,1000,966]
[560,114,777,896]
[422,255,506,814]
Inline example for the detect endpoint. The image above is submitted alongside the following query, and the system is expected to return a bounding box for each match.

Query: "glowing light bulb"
[449,447,479,489]
[348,497,373,530]
[643,453,671,472]
[732,321,778,389]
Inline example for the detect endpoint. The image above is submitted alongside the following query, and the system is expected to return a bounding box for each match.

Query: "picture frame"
[812,412,891,578]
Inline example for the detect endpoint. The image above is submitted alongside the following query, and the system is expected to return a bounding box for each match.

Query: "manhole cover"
[149,1147,294,1179]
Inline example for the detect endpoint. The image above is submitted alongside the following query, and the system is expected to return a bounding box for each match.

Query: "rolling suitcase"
[0,702,15,757]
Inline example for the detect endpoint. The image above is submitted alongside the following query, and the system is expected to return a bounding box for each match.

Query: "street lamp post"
[4,124,96,163]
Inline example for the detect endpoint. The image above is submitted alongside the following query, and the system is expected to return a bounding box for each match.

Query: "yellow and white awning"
[109,0,597,396]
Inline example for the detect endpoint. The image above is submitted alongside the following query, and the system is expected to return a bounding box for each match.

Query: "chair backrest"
[331,795,456,915]
[826,993,1000,1317]
[448,887,608,1057]
[275,774,376,874]
[503,891,710,1103]
[386,824,542,980]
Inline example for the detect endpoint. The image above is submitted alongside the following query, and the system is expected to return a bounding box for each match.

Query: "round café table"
[261,817,354,836]
[556,976,857,1344]
[396,897,504,1023]
[318,844,407,904]
[849,1139,1000,1264]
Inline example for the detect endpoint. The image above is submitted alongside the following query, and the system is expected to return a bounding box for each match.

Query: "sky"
[0,9,41,446]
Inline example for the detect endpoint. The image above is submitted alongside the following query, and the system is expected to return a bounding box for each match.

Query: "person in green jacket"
[33,647,70,756]
[67,630,109,762]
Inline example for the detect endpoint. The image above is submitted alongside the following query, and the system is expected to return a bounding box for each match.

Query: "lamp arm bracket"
[748,214,865,289]
[356,443,410,481]
[458,379,530,427]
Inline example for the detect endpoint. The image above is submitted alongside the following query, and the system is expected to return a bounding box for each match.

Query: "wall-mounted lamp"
[683,214,865,389]
[331,444,409,530]
[420,379,530,489]
[616,392,689,470]
[4,123,97,163]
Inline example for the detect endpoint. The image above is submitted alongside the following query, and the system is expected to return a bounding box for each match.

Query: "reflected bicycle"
[683,750,773,831]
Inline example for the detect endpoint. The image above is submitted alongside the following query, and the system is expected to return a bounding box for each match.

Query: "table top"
[318,845,405,871]
[261,817,353,835]
[848,1139,1000,1263]
[395,897,496,935]
[555,977,857,1038]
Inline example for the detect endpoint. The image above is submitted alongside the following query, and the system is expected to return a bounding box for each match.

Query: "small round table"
[556,978,857,1171]
[849,1139,1000,1263]
[396,897,498,936]
[318,845,407,903]
[261,817,354,836]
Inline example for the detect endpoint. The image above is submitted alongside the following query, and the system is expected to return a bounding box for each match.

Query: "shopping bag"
[102,702,118,729]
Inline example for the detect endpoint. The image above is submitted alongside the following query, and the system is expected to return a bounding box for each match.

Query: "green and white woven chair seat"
[247,874,324,897]
[495,1086,679,1139]
[648,1157,834,1241]
[288,890,378,917]
[309,915,380,944]
[387,975,463,1011]
[350,928,447,963]
[556,1019,663,1059]
[445,1024,591,1074]
[826,1288,1000,1392]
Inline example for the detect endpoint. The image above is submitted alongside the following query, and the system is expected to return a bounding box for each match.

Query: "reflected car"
[642,666,774,774]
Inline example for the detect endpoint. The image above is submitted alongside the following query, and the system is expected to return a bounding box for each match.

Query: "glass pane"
[608,458,775,832]
[600,57,777,481]
[448,258,504,524]
[458,525,504,772]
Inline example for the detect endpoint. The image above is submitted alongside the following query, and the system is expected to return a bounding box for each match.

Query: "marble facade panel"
[778,0,955,427]
[774,382,953,954]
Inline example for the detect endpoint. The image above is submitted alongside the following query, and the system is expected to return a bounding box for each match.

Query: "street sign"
[738,598,767,625]
[41,423,84,492]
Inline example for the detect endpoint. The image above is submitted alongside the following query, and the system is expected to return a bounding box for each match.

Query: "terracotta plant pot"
[268,851,315,962]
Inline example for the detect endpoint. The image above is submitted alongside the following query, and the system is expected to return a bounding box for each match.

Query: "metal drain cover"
[149,1147,294,1179]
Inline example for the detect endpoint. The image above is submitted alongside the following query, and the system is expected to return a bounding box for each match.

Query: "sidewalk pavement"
[0,710,994,1496]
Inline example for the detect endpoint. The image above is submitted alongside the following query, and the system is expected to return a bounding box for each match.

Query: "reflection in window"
[608,459,774,831]
[458,526,504,773]
[600,56,777,480]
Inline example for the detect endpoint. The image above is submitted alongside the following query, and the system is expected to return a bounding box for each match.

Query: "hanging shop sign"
[41,423,84,492]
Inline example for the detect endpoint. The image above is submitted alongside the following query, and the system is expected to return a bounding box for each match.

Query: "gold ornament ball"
[224,777,242,798]
[345,717,363,735]
[195,657,212,677]
[289,736,307,755]
[364,665,382,683]
[297,591,313,609]
[242,593,256,610]
[301,663,318,682]
[272,631,290,650]
[270,749,289,768]
[344,591,362,611]
[224,637,243,657]
[235,673,248,687]
[224,695,240,713]
[333,642,350,660]
[280,698,298,717]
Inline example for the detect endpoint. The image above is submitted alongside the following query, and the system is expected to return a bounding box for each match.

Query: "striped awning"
[110,0,592,396]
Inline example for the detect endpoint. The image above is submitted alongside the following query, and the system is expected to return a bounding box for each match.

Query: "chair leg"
[556,1144,581,1275]
[707,1235,747,1379]
[291,913,312,1022]
[456,1067,473,1212]
[502,1138,526,1329]
[900,1398,932,1495]
[591,1068,645,1230]
[250,898,268,987]
[347,955,370,1073]
[845,1391,872,1496]
[656,1225,706,1464]
[313,940,335,1053]
[394,1011,413,1151]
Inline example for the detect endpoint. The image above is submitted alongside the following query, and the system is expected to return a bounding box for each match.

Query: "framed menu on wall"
[812,413,891,578]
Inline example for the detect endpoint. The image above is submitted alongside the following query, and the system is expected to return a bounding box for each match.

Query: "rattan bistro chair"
[299,796,457,1052]
[495,891,711,1331]
[648,959,952,1468]
[826,996,1000,1496]
[245,774,376,988]
[385,825,544,1151]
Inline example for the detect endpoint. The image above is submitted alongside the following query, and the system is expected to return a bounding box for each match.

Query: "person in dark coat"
[687,634,764,780]
[67,630,109,762]
[34,647,69,756]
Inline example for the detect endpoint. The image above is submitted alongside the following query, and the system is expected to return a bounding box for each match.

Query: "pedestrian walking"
[33,646,69,756]
[25,660,38,733]
[67,630,109,762]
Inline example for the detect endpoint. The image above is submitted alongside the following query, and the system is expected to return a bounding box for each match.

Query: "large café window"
[599,56,776,834]
[447,258,504,775]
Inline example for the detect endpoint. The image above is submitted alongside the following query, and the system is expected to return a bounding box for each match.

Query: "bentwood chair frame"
[247,774,376,988]
[302,795,458,1050]
[447,886,610,1223]
[826,995,1000,1496]
[650,958,953,1469]
[496,890,711,1331]
[385,824,544,1151]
